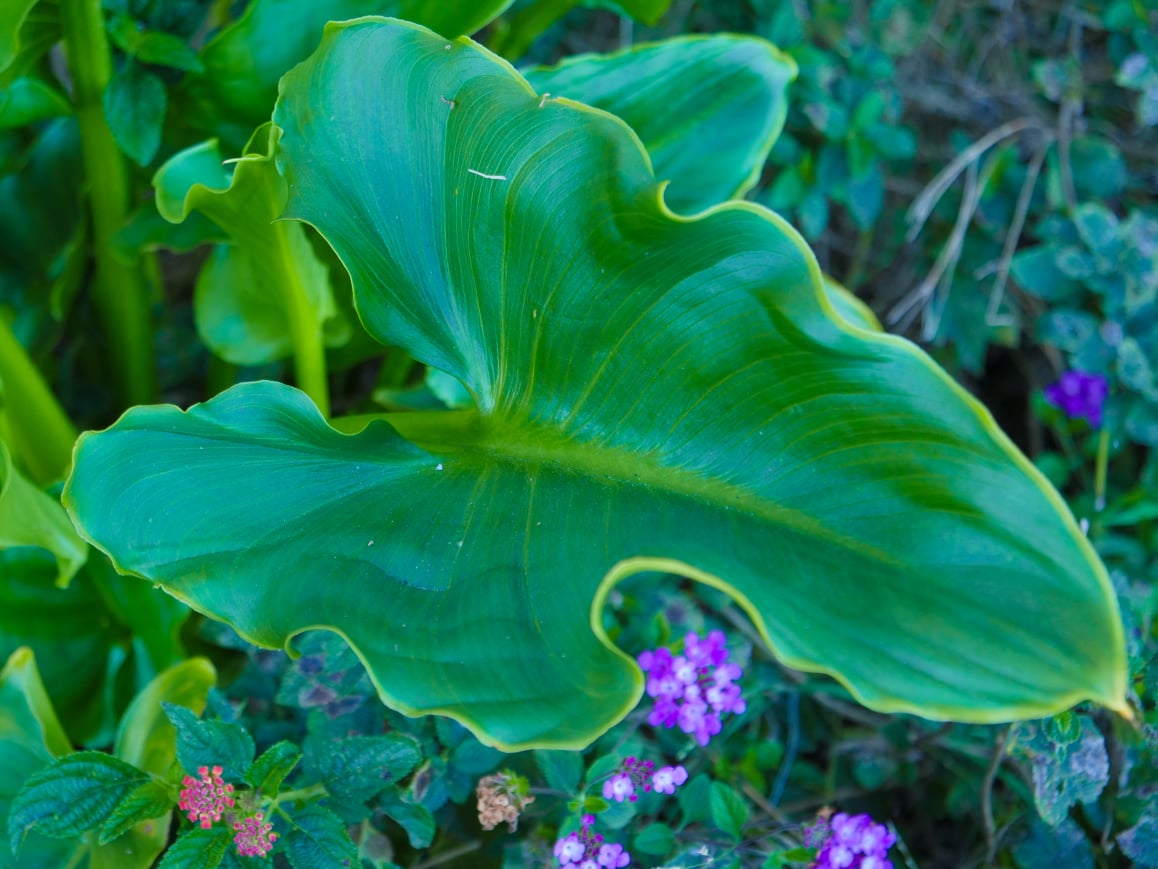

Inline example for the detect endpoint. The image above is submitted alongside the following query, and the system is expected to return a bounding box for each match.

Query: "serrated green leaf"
[633,821,675,856]
[314,735,421,803]
[152,130,344,377]
[163,703,254,782]
[709,782,749,841]
[285,804,359,869]
[98,781,173,844]
[1119,811,1158,867]
[103,62,166,166]
[0,649,76,869]
[378,791,435,850]
[535,750,584,793]
[156,825,232,869]
[0,441,86,586]
[1010,717,1109,826]
[8,751,148,852]
[524,35,794,213]
[66,18,1127,753]
[245,740,301,794]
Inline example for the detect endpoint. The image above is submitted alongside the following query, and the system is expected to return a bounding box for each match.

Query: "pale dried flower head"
[476,772,534,832]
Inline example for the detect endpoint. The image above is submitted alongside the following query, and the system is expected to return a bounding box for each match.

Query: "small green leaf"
[1119,809,1158,867]
[709,782,749,841]
[585,754,622,784]
[1011,246,1082,301]
[163,703,255,782]
[8,751,147,852]
[378,791,435,850]
[155,825,232,869]
[534,750,584,794]
[633,821,675,856]
[98,781,173,844]
[314,735,421,804]
[134,31,203,72]
[762,847,813,868]
[1073,203,1121,257]
[846,162,884,229]
[448,737,502,775]
[1036,310,1099,354]
[1010,716,1109,826]
[103,62,166,165]
[0,77,71,128]
[285,804,359,869]
[0,441,87,586]
[244,740,301,795]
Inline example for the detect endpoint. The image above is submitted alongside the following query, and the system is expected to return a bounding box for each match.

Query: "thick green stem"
[0,318,78,484]
[61,0,157,408]
[275,224,330,416]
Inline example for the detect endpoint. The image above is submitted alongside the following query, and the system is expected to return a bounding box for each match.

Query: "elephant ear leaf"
[524,35,795,214]
[65,18,1126,750]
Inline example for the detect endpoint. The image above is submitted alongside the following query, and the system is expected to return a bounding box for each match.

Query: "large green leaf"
[153,128,344,373]
[524,35,794,214]
[180,0,514,148]
[0,547,189,745]
[0,441,86,585]
[66,19,1126,750]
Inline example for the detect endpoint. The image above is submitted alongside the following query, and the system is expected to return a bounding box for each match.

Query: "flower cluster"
[233,811,277,858]
[602,757,688,803]
[554,815,630,868]
[476,771,535,832]
[638,630,746,745]
[1044,370,1108,428]
[808,812,896,869]
[178,764,276,859]
[179,765,235,829]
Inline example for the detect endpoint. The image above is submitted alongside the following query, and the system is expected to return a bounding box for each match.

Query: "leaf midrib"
[369,409,898,567]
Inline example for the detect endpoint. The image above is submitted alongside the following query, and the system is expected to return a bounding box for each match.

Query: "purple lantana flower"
[554,814,630,868]
[637,630,745,746]
[807,812,896,869]
[1044,371,1108,427]
[651,765,688,795]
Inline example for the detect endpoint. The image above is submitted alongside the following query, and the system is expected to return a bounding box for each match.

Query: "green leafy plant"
[64,17,1125,755]
[3,2,1155,866]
